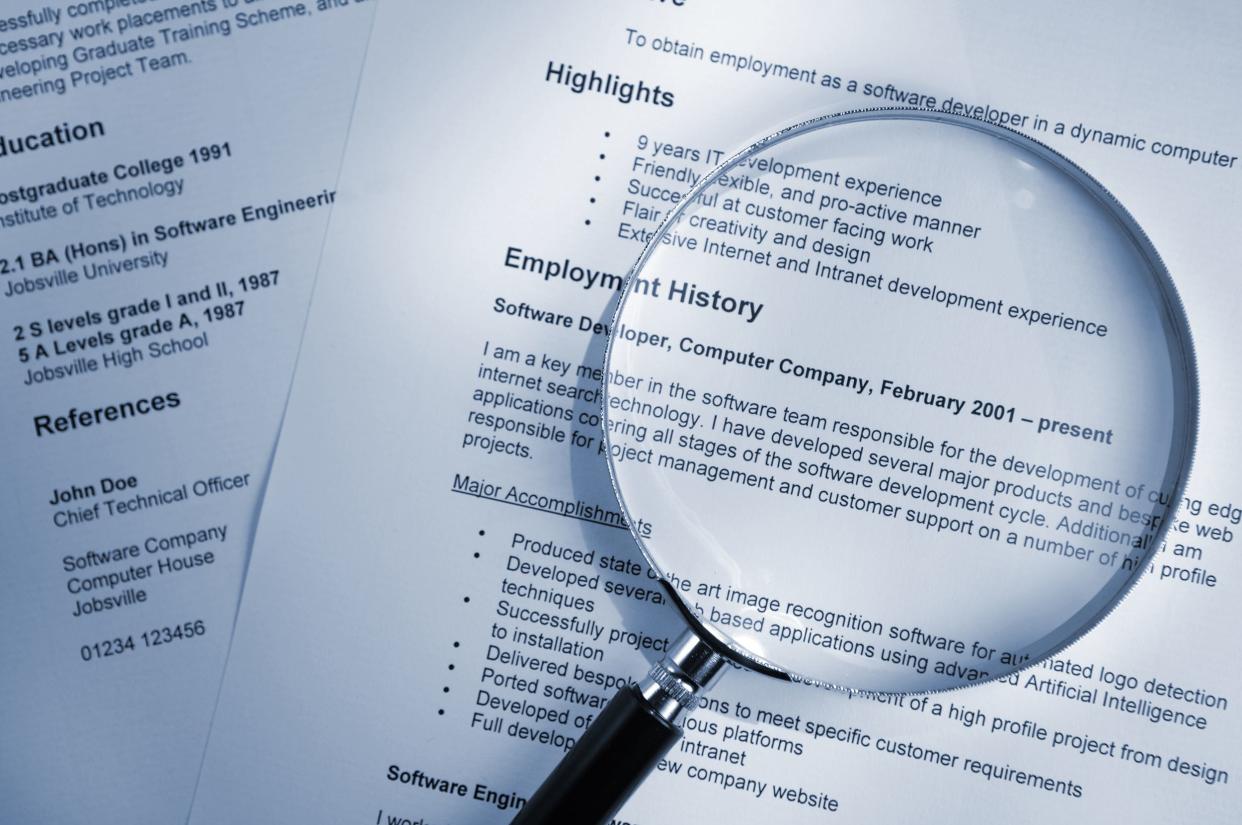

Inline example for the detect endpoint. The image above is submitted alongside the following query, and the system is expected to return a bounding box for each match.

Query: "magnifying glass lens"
[604,112,1195,694]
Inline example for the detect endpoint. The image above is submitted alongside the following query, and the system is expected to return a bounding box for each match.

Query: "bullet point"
[443,686,450,693]
[463,596,470,603]
[448,664,455,670]
[604,131,611,138]
[478,529,485,536]
[594,175,601,182]
[599,153,606,160]
[453,641,460,648]
[584,219,591,226]
[589,197,596,204]
[473,552,480,558]
[438,709,445,716]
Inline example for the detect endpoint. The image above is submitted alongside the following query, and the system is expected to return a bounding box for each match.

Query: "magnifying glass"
[512,108,1197,824]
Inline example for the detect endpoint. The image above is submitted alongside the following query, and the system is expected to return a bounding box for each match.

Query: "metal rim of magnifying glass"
[600,106,1200,697]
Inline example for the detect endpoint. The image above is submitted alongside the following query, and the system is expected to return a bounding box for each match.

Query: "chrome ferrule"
[637,629,728,725]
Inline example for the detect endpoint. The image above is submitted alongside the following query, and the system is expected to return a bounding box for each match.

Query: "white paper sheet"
[190,2,1240,821]
[0,2,373,822]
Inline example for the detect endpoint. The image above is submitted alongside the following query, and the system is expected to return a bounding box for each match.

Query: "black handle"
[511,684,680,825]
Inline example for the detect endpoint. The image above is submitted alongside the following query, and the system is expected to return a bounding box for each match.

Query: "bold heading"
[0,121,105,160]
[502,245,763,322]
[34,391,181,437]
[546,61,674,107]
